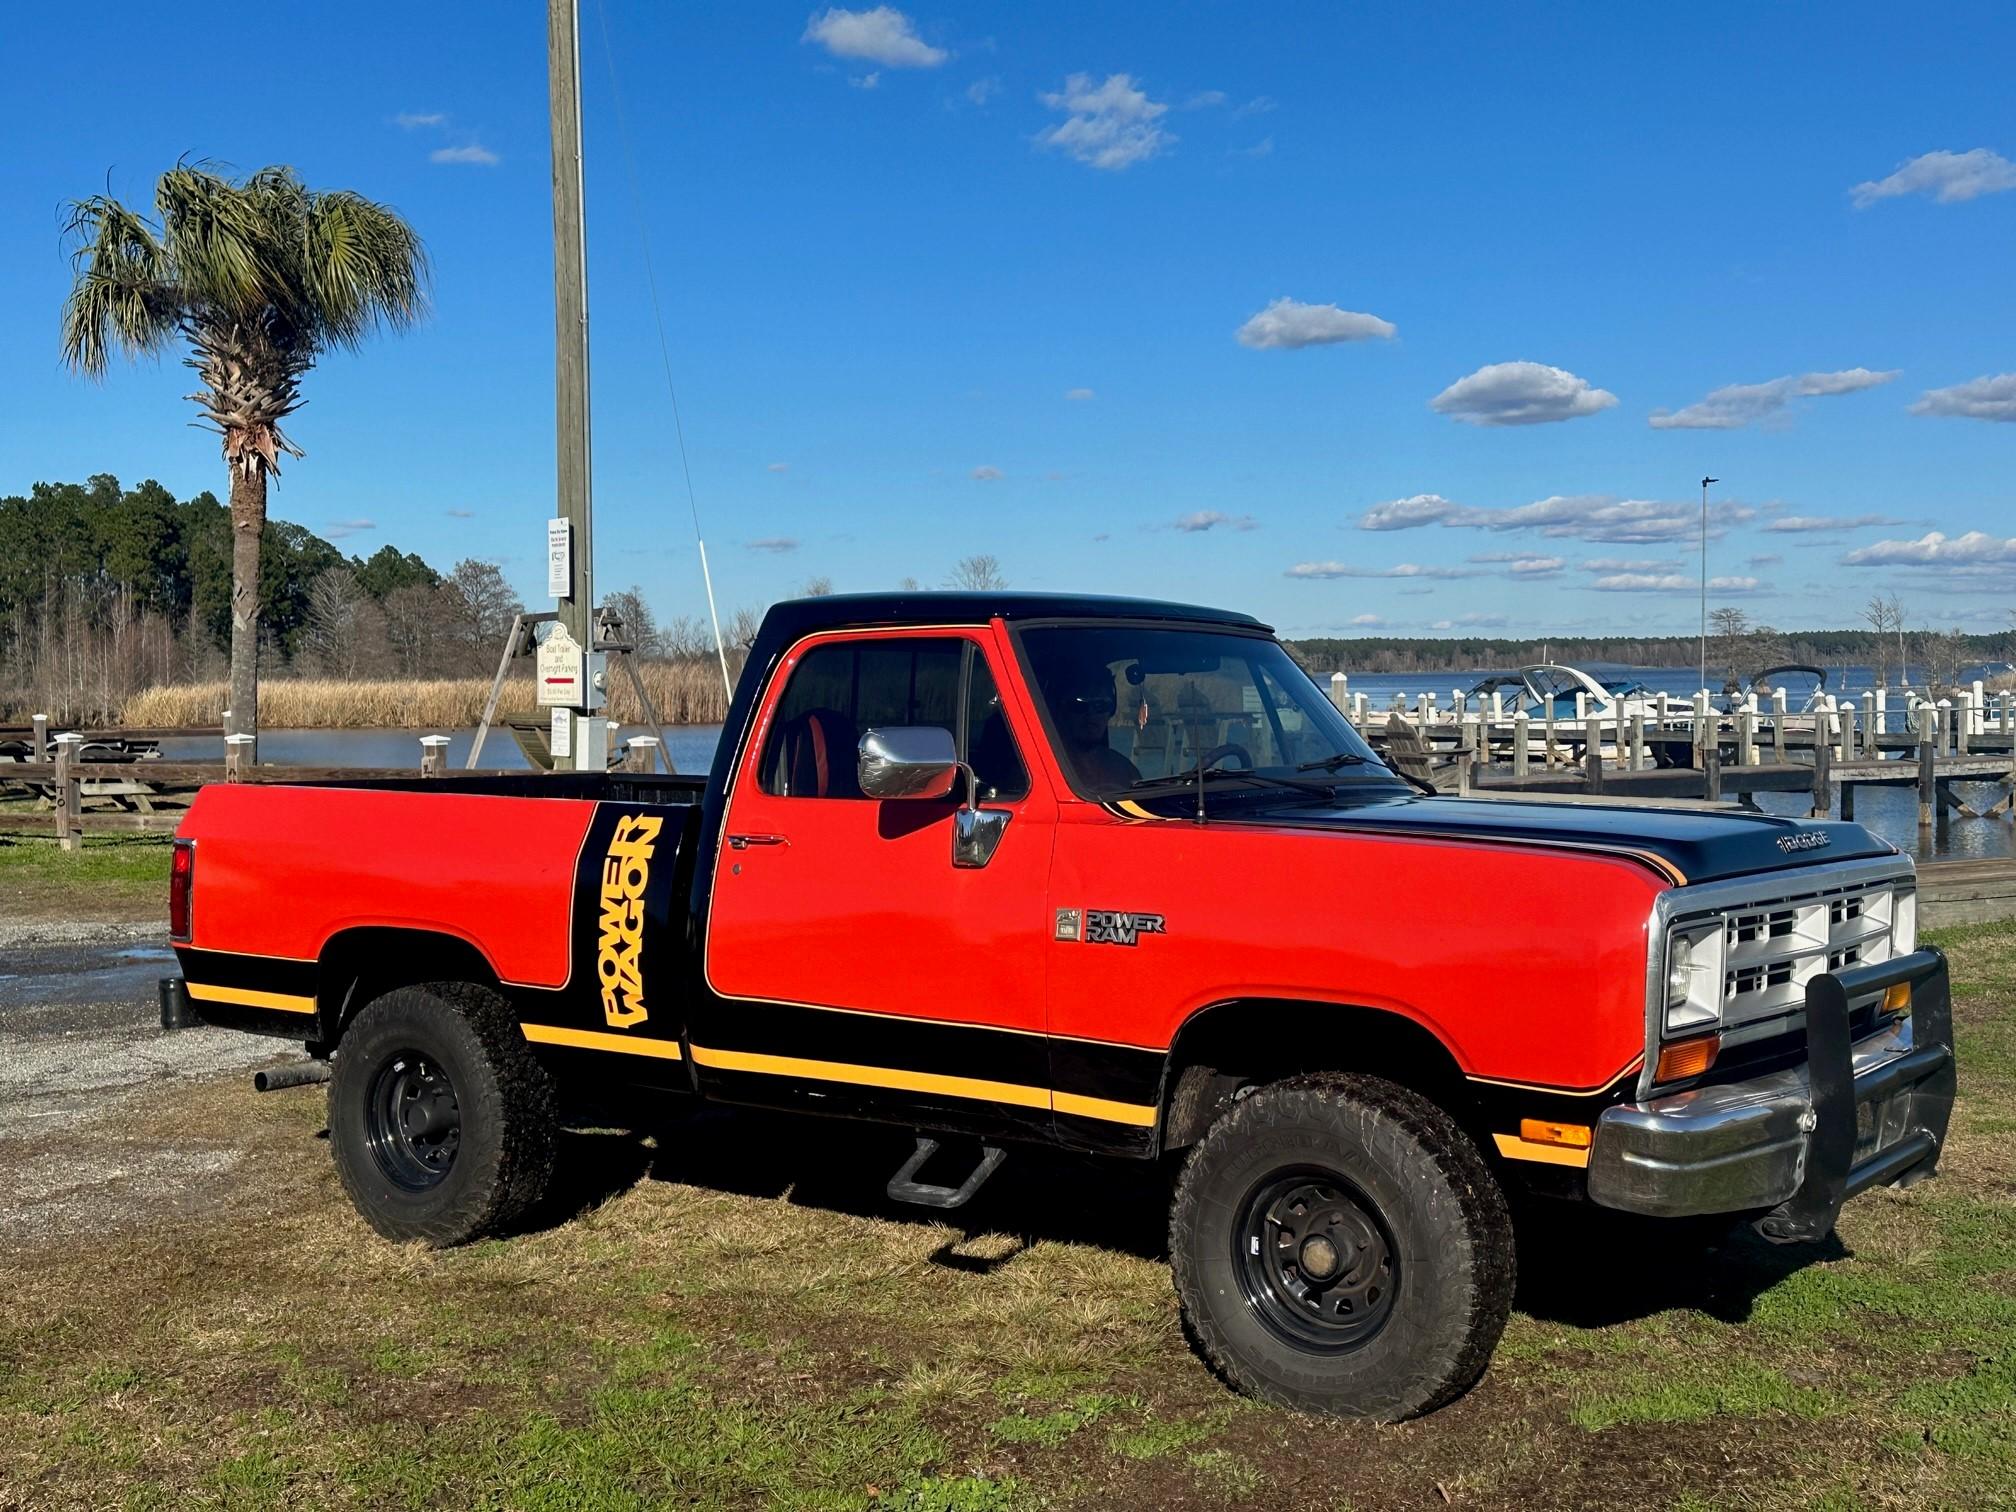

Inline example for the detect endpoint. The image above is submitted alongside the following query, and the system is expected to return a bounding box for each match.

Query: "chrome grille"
[1716,878,1903,1028]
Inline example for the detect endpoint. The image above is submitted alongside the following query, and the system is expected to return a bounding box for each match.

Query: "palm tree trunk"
[227,464,265,763]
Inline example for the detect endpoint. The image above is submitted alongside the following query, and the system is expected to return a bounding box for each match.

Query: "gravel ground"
[0,926,289,1252]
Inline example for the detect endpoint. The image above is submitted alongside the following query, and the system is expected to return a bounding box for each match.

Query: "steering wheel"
[1199,742,1254,771]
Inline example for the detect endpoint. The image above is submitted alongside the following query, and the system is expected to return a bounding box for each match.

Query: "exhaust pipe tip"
[253,1061,334,1093]
[159,977,195,1032]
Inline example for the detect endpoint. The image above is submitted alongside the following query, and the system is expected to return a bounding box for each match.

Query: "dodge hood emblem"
[1776,831,1832,853]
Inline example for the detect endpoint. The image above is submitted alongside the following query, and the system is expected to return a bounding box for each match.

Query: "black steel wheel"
[1234,1169,1397,1353]
[329,982,556,1247]
[364,1052,463,1191]
[1170,1072,1513,1420]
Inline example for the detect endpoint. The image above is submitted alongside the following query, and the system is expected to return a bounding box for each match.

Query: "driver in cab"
[1052,664,1141,794]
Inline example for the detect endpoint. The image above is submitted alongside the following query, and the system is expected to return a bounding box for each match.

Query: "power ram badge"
[1056,908,1167,946]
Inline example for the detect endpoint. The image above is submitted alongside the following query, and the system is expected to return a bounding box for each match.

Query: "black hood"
[1227,792,1897,887]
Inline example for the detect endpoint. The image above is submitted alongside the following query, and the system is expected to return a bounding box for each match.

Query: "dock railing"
[1325,674,2016,830]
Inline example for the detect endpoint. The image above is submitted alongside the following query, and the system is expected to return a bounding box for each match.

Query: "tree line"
[1293,614,2014,687]
[0,475,529,722]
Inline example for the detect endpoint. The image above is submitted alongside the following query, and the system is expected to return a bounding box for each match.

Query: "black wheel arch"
[316,927,504,1044]
[1161,997,1481,1153]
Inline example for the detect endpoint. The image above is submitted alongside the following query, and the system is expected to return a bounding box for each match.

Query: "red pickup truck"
[165,592,1955,1419]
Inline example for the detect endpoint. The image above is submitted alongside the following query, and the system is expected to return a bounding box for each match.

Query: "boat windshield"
[1020,624,1396,800]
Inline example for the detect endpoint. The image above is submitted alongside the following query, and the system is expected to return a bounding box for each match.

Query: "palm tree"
[61,163,426,757]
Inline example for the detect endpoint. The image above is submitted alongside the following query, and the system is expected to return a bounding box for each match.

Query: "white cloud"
[1748,553,1784,567]
[1285,561,1469,580]
[1910,373,2016,422]
[1231,137,1274,159]
[1762,512,1901,532]
[1842,530,2016,566]
[396,112,446,129]
[325,519,376,540]
[965,76,999,106]
[431,144,500,166]
[766,462,791,473]
[1430,613,1509,629]
[1580,557,1673,572]
[1468,552,1564,576]
[445,508,474,519]
[1236,298,1395,349]
[1173,510,1256,533]
[1064,386,1095,401]
[1430,361,1617,426]
[746,536,800,553]
[1357,492,1752,544]
[1358,493,1465,531]
[849,71,881,89]
[1037,73,1171,171]
[1852,148,2016,208]
[1591,573,1760,593]
[971,465,1004,481]
[1232,96,1276,119]
[1348,613,1386,627]
[802,7,946,68]
[1648,368,1897,429]
[1184,90,1228,109]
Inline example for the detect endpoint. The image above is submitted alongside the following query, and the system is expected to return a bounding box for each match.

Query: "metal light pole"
[1699,476,1718,692]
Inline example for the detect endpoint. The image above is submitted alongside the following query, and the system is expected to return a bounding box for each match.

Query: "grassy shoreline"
[0,833,172,926]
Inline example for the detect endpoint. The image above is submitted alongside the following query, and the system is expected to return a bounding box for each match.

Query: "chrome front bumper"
[1587,949,1955,1239]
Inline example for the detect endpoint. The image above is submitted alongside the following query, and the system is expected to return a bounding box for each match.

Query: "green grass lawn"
[0,923,2011,1509]
[0,832,171,926]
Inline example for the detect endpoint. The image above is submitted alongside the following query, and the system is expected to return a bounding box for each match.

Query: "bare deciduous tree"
[947,554,1007,591]
[799,575,833,597]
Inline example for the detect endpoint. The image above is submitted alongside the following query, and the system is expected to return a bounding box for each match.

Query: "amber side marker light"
[1655,1034,1719,1083]
[1518,1118,1593,1150]
[1882,982,1912,1016]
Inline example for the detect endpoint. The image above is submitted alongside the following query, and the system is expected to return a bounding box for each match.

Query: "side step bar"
[887,1136,1006,1210]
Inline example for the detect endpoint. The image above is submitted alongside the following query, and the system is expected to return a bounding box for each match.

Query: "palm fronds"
[59,162,429,471]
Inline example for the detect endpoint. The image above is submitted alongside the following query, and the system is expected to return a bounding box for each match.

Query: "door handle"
[727,833,788,850]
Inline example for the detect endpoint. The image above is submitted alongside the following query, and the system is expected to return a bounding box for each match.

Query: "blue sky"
[6,2,2014,639]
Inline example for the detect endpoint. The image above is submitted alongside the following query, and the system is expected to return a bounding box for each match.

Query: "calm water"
[157,682,2010,863]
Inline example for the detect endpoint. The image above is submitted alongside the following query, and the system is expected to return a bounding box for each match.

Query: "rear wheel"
[329,983,556,1246]
[1170,1073,1513,1420]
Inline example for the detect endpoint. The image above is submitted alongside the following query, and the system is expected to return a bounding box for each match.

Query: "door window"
[759,637,1029,800]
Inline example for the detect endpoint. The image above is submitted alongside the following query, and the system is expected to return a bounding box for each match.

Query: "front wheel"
[1169,1073,1513,1420]
[329,983,557,1246]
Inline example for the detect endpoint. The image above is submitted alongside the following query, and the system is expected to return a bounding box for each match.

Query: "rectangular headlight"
[1664,922,1725,1033]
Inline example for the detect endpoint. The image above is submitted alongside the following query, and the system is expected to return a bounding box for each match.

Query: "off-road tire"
[329,982,556,1246]
[1169,1073,1514,1420]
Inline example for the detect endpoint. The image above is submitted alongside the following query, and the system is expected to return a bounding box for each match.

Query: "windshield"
[1020,624,1395,800]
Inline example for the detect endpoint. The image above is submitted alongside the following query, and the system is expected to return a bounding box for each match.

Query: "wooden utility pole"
[547,0,604,770]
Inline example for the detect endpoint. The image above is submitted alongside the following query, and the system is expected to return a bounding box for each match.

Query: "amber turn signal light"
[1882,982,1911,1015]
[1655,1034,1719,1083]
[1518,1118,1593,1150]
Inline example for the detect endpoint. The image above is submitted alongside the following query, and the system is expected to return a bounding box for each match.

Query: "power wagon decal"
[597,813,664,1028]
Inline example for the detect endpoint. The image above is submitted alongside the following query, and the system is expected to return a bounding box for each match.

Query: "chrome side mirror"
[858,726,960,801]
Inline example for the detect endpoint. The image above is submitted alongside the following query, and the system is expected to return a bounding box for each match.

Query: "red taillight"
[169,839,195,943]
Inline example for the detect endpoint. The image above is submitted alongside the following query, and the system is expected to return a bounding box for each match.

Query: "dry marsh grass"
[122,660,736,729]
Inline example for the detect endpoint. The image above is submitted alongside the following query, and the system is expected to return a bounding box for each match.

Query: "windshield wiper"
[1297,749,1436,797]
[1121,766,1338,798]
[1295,753,1371,773]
